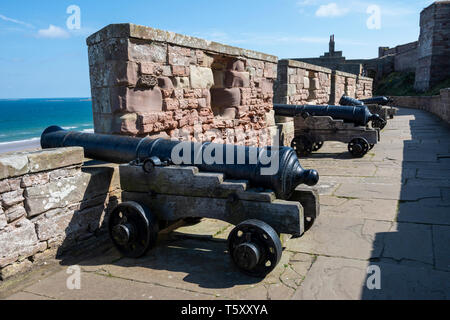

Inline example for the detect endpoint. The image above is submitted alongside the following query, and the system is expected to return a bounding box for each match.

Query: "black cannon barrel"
[340,95,391,106]
[273,104,381,127]
[361,96,391,106]
[41,126,319,200]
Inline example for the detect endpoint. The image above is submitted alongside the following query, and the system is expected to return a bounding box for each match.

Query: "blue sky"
[0,0,436,98]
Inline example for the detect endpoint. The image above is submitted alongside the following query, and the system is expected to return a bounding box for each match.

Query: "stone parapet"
[275,59,372,106]
[0,148,120,280]
[87,24,278,147]
[390,88,450,124]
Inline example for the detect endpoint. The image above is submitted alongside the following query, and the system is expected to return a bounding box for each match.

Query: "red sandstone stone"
[210,88,241,108]
[225,71,250,88]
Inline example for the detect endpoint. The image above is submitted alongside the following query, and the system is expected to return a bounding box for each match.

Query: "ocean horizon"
[0,97,94,147]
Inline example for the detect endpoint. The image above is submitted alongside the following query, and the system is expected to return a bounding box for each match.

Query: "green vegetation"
[374,72,450,96]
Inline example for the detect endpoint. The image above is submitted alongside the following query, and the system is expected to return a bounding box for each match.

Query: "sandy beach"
[0,138,41,155]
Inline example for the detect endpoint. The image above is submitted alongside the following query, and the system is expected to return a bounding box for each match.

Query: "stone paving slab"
[292,256,450,300]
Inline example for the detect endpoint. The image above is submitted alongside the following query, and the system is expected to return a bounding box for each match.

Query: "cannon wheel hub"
[108,201,159,258]
[228,219,282,278]
[348,137,370,158]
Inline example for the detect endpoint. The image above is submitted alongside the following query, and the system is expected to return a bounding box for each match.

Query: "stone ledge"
[333,70,357,78]
[86,24,278,63]
[278,59,332,74]
[0,148,84,180]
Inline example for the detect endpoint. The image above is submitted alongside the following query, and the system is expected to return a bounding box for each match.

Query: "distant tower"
[329,35,335,54]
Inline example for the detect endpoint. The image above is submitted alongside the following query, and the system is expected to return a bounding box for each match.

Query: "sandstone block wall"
[391,88,450,124]
[275,59,373,106]
[87,24,278,147]
[355,76,373,100]
[331,70,357,105]
[274,60,332,105]
[0,148,119,280]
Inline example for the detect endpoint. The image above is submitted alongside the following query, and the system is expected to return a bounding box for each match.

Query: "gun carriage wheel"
[348,137,370,158]
[372,118,386,130]
[369,144,375,151]
[109,202,159,258]
[228,220,282,278]
[291,135,313,157]
[312,141,324,152]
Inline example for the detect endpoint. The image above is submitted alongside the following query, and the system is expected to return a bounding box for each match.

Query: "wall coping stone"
[86,24,278,63]
[0,147,84,180]
[278,59,332,74]
[332,70,357,78]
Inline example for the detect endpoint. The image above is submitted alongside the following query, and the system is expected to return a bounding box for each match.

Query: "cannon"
[41,126,320,277]
[273,104,386,129]
[339,96,398,121]
[273,104,380,158]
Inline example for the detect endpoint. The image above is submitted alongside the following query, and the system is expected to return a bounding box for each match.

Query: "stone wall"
[356,76,373,100]
[330,70,357,105]
[274,60,332,105]
[415,1,450,91]
[0,148,119,280]
[87,24,278,147]
[275,59,373,106]
[390,88,450,124]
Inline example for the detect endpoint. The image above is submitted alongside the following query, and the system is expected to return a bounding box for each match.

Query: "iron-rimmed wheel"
[291,135,313,157]
[372,118,386,130]
[369,144,375,151]
[108,201,159,258]
[228,219,282,278]
[348,137,370,158]
[312,141,324,152]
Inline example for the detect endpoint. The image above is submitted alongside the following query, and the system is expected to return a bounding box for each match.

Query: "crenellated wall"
[87,24,278,147]
[0,148,120,280]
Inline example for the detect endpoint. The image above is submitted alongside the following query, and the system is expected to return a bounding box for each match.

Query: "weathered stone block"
[190,66,214,89]
[0,218,40,268]
[210,88,241,108]
[110,87,163,114]
[5,205,26,223]
[173,77,190,89]
[24,173,91,217]
[0,259,33,280]
[128,40,167,63]
[1,190,24,209]
[0,154,29,180]
[27,148,84,174]
[303,77,310,89]
[224,71,250,88]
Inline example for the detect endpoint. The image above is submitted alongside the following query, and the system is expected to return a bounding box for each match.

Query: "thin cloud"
[0,14,34,28]
[316,3,350,17]
[37,25,70,39]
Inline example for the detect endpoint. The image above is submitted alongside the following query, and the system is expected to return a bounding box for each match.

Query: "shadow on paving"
[361,108,450,299]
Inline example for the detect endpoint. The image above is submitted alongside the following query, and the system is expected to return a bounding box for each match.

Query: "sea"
[0,98,94,151]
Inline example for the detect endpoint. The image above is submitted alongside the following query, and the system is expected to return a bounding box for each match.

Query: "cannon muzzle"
[273,104,385,127]
[41,126,319,200]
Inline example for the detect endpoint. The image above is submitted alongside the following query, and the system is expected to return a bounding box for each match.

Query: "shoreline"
[0,139,42,155]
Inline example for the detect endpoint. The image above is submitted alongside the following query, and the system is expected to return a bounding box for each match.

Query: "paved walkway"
[2,107,450,300]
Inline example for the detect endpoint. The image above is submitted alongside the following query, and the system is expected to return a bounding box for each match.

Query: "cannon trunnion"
[41,126,320,278]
